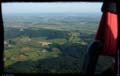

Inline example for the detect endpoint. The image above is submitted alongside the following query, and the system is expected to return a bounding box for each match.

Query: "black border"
[116,1,120,76]
[0,2,4,74]
[0,0,119,76]
[0,0,117,2]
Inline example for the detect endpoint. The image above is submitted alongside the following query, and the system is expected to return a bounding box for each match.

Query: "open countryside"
[3,12,113,73]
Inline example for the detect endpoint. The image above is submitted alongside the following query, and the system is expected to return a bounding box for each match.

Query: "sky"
[2,2,102,14]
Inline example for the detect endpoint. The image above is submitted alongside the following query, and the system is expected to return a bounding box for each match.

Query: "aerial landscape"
[2,3,113,74]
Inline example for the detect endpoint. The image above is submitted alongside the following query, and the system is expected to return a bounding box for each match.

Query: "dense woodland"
[3,13,112,73]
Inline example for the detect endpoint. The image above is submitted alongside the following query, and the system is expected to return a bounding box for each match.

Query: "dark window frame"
[0,0,119,76]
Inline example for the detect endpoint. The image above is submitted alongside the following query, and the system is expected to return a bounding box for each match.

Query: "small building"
[39,41,52,46]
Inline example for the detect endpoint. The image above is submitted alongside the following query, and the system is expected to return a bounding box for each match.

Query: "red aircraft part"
[95,12,118,58]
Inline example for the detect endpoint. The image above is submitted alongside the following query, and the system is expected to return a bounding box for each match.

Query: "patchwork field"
[3,13,112,73]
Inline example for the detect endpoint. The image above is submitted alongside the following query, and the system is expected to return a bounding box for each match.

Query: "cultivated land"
[3,13,112,73]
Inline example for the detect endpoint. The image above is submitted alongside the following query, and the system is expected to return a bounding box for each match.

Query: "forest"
[3,13,113,73]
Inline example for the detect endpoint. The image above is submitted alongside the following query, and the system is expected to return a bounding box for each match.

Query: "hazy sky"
[2,2,102,14]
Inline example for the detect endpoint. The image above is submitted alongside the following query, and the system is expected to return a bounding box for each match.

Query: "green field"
[3,13,112,73]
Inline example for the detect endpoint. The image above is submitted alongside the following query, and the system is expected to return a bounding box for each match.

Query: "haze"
[2,2,102,14]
